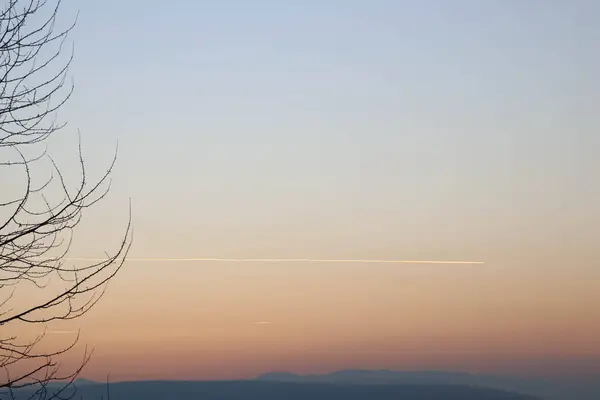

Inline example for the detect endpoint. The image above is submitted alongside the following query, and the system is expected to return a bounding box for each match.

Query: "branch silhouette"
[0,1,131,399]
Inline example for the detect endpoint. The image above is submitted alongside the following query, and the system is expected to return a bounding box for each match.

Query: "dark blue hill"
[7,380,540,400]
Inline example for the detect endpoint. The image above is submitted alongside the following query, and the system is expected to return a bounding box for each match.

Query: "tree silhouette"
[0,1,131,398]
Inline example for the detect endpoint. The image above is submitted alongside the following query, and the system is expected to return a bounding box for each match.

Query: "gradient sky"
[13,0,600,380]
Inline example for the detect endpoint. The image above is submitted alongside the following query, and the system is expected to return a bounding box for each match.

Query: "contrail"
[65,257,484,265]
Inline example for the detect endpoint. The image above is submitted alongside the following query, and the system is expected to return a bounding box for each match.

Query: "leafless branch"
[0,1,131,399]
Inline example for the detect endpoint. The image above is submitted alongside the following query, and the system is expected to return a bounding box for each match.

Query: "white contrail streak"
[65,257,484,265]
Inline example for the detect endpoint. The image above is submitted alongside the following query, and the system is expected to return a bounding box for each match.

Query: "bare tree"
[0,1,131,399]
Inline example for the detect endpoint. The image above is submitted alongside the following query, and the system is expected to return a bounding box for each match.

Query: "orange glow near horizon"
[30,256,600,381]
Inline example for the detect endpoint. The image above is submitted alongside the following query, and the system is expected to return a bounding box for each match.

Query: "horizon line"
[65,257,485,265]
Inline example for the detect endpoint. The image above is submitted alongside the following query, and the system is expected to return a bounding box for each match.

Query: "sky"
[5,0,600,381]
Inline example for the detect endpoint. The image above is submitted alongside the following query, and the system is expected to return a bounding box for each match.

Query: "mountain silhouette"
[7,380,540,400]
[256,369,598,400]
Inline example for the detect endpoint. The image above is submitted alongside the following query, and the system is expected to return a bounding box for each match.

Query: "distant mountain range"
[8,379,539,400]
[8,369,600,400]
[256,369,598,400]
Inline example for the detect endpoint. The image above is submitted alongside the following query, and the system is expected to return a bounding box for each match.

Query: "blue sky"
[12,0,600,378]
[55,0,600,263]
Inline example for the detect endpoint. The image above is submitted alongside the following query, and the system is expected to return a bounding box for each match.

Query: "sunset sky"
[15,0,600,380]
